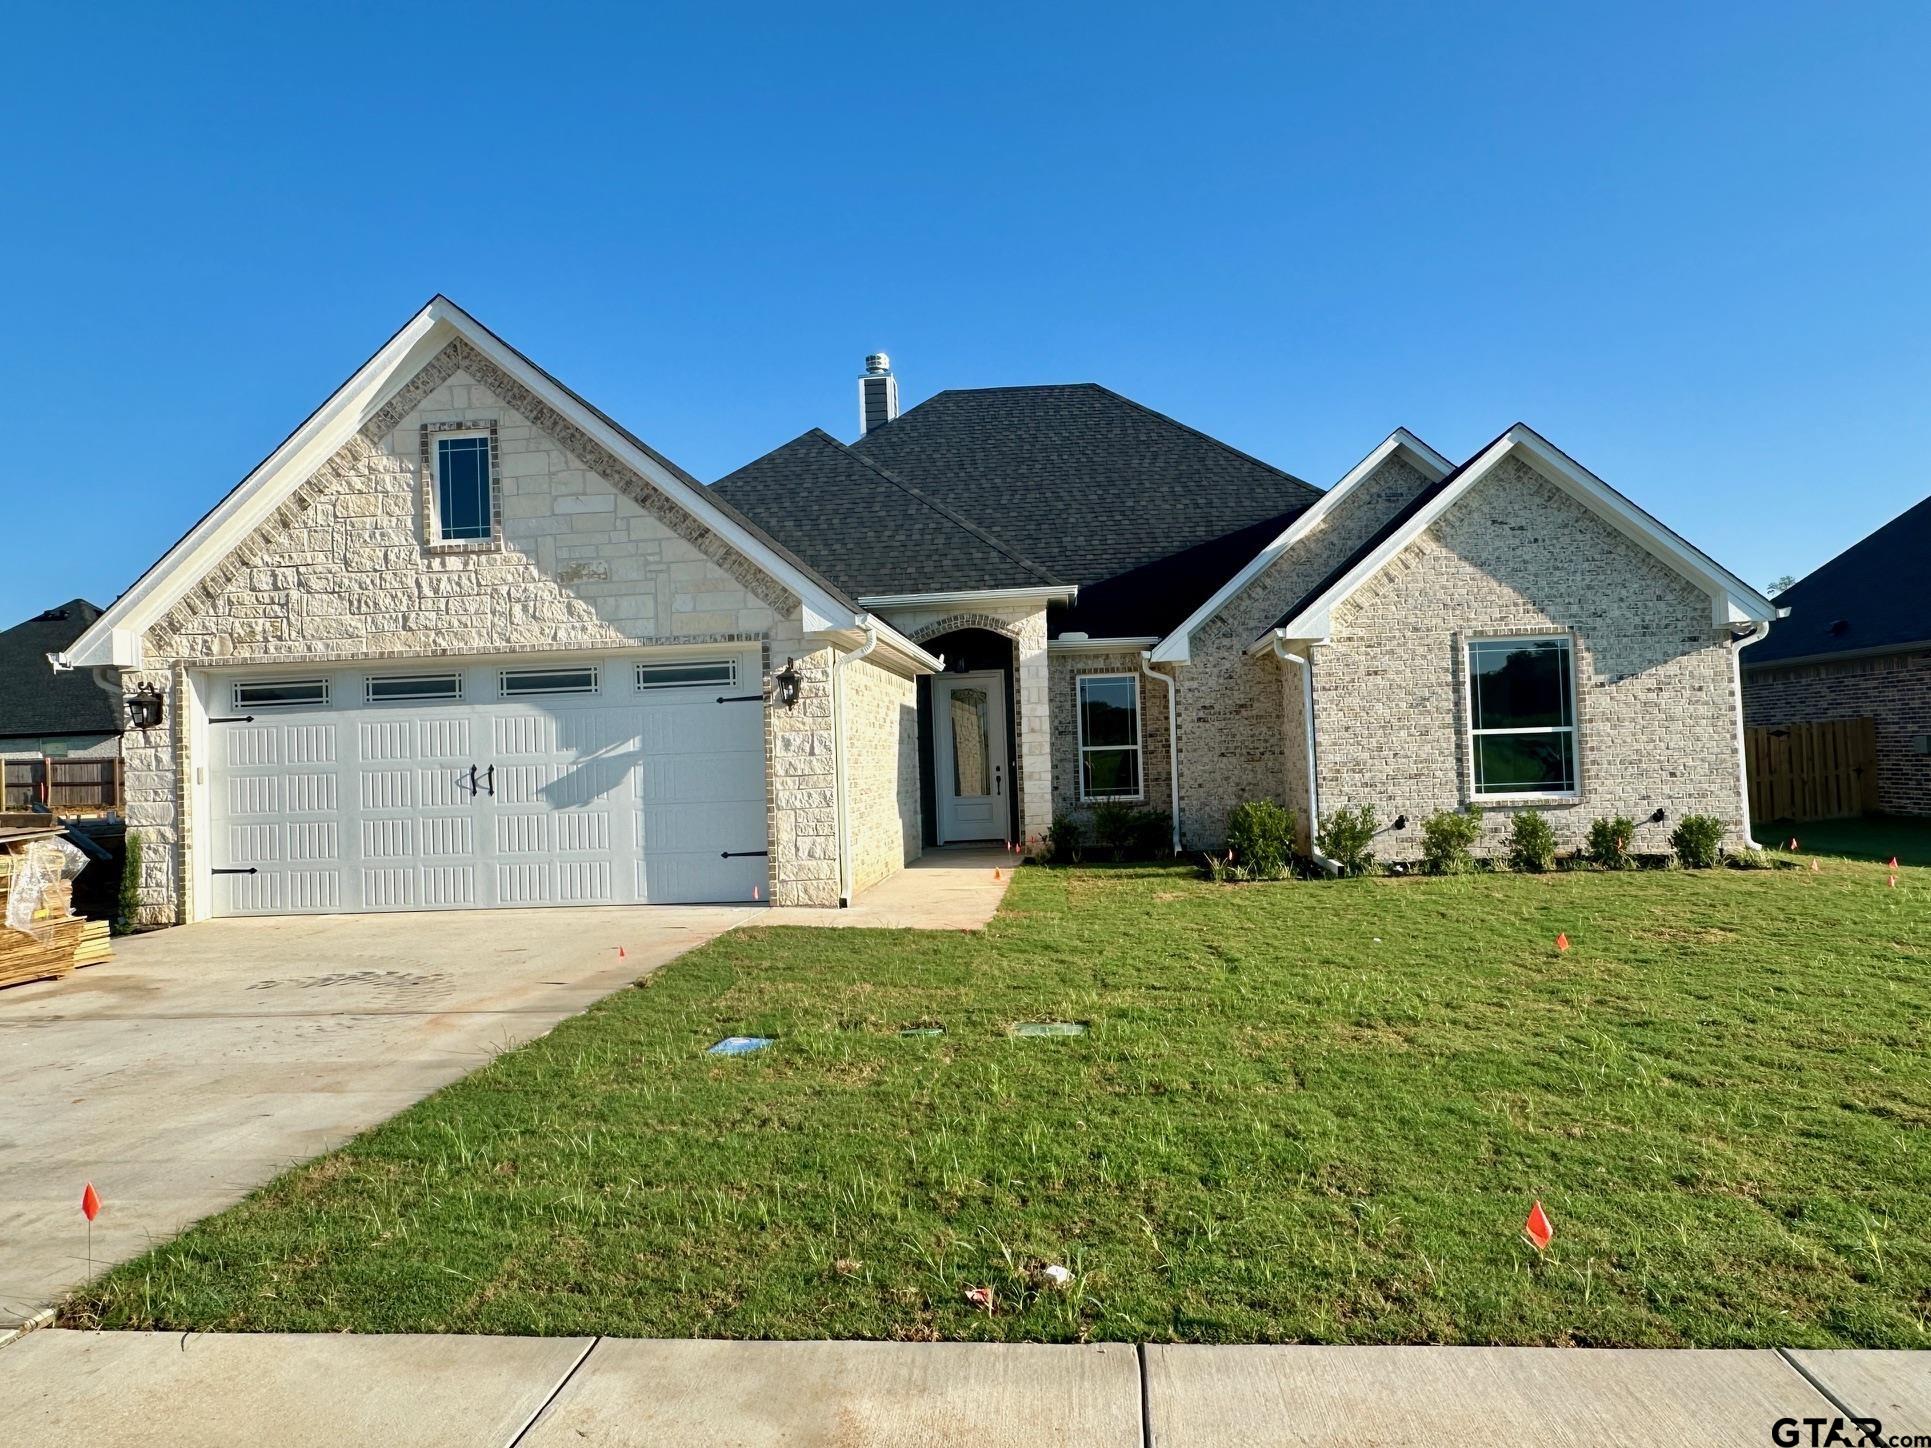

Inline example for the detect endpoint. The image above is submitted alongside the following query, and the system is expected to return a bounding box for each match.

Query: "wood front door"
[933,671,1009,844]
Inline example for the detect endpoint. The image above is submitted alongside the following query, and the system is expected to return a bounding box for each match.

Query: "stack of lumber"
[0,833,112,989]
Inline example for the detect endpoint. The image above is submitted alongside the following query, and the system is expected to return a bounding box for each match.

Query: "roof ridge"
[800,429,1067,587]
[1081,385,1320,500]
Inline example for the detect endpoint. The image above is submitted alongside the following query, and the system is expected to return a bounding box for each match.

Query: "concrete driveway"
[0,906,755,1327]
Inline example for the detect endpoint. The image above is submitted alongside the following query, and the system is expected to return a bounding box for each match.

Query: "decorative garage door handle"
[211,867,259,875]
[209,715,256,724]
[720,850,769,859]
[715,693,764,704]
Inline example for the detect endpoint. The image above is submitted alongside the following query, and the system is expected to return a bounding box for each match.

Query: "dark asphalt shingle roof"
[1746,493,1931,666]
[0,600,120,738]
[714,383,1322,637]
[709,431,1064,598]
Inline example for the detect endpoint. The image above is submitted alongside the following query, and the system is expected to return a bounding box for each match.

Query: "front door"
[933,671,1009,844]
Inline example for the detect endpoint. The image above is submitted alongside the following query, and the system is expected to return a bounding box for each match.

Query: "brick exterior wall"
[1174,454,1435,847]
[1312,455,1747,861]
[884,603,1052,844]
[1048,649,1174,832]
[841,653,923,894]
[123,341,852,922]
[1743,648,1931,816]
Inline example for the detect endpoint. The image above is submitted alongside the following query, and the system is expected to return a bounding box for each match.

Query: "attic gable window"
[1466,636,1578,796]
[420,421,502,549]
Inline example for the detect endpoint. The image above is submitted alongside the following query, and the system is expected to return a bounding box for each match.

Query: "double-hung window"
[434,431,494,542]
[1466,636,1577,796]
[1077,674,1142,800]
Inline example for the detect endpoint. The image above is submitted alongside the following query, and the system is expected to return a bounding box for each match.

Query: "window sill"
[427,536,505,556]
[1078,796,1147,806]
[1467,793,1582,808]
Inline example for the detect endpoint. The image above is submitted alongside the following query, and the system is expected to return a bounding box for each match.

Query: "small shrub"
[114,829,143,936]
[1586,815,1637,870]
[1420,809,1482,875]
[1045,813,1084,865]
[1091,802,1136,855]
[1671,813,1725,869]
[1726,846,1773,870]
[1201,851,1239,883]
[1505,809,1557,873]
[1227,800,1296,881]
[1317,804,1378,877]
[1129,808,1174,858]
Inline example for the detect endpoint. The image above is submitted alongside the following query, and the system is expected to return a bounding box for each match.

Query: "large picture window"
[1077,674,1142,801]
[1467,636,1577,796]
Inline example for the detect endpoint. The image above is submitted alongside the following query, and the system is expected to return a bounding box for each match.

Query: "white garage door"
[206,651,769,916]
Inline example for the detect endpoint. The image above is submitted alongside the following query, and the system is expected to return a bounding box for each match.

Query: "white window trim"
[498,666,600,697]
[233,678,330,709]
[636,659,736,690]
[1076,672,1145,803]
[364,672,464,704]
[422,420,503,551]
[1463,633,1580,801]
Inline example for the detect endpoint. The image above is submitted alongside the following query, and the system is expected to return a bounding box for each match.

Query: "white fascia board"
[1048,635,1161,652]
[61,298,867,670]
[435,299,861,635]
[807,616,945,674]
[860,586,1078,609]
[1148,428,1453,664]
[1262,426,1781,647]
[62,305,452,668]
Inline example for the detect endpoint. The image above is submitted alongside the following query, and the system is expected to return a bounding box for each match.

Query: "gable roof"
[720,383,1322,638]
[1148,428,1454,662]
[0,600,120,739]
[59,297,937,672]
[709,430,1066,598]
[1744,493,1931,667]
[1250,423,1782,651]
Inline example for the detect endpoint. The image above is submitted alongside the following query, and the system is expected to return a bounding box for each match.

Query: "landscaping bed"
[67,859,1927,1347]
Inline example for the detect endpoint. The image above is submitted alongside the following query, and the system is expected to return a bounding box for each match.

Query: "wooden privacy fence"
[1745,718,1878,822]
[1,757,122,814]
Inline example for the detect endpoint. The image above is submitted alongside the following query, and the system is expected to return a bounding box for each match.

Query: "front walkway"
[0,1332,1921,1445]
[769,845,1014,929]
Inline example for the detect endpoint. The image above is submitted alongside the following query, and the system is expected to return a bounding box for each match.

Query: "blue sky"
[3,2,1926,624]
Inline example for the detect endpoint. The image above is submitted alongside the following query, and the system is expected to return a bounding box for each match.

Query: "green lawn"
[68,858,1928,1347]
[1759,814,1931,868]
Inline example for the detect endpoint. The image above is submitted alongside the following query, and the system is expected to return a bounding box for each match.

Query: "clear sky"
[3,1,1926,624]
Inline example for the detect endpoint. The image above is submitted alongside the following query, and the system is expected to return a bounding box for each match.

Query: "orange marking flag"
[81,1182,100,1222]
[1524,1200,1553,1251]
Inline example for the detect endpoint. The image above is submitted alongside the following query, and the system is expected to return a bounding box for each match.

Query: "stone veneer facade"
[1309,456,1748,860]
[880,603,1052,845]
[1174,454,1436,847]
[840,654,923,893]
[1743,648,1931,816]
[121,339,862,922]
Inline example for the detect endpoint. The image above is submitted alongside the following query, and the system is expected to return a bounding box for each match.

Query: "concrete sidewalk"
[0,1332,1922,1446]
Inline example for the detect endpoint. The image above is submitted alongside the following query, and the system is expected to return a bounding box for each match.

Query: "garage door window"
[500,666,599,696]
[365,673,463,703]
[233,679,329,709]
[636,660,736,690]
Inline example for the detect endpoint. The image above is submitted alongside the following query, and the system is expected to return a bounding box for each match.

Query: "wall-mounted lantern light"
[125,683,165,731]
[1392,814,1409,832]
[1649,808,1667,824]
[773,659,803,709]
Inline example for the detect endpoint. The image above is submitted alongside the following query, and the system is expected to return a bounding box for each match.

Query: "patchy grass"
[68,859,1928,1346]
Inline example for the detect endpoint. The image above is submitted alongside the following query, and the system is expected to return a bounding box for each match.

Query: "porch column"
[1014,608,1052,844]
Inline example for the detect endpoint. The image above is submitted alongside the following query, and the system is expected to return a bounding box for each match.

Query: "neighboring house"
[0,600,122,807]
[59,299,1778,928]
[1741,495,1931,816]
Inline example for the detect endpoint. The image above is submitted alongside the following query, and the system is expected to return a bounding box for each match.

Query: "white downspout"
[1731,619,1772,850]
[1272,635,1341,875]
[1138,652,1182,854]
[832,628,880,907]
